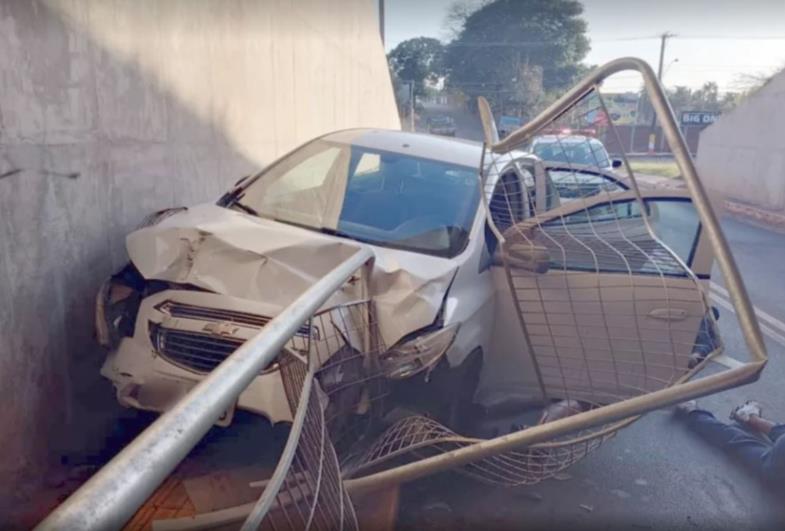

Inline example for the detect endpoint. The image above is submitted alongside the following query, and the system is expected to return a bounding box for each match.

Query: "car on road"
[96,128,717,432]
[497,115,522,138]
[426,115,457,136]
[531,133,622,171]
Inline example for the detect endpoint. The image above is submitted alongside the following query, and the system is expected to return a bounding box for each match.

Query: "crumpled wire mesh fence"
[241,351,359,531]
[241,300,386,530]
[348,414,615,487]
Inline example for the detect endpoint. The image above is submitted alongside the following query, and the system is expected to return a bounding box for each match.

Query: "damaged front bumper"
[99,287,304,426]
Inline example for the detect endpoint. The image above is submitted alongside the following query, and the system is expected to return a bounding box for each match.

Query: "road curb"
[723,200,785,232]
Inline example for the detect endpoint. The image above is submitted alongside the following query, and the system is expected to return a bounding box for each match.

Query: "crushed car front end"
[98,279,302,425]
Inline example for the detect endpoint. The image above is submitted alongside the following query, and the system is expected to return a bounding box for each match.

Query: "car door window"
[548,169,627,201]
[538,198,699,277]
[488,170,529,233]
[645,199,701,266]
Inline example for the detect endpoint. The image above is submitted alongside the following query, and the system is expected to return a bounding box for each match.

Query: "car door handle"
[648,308,688,321]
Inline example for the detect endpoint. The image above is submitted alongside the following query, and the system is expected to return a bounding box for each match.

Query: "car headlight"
[380,324,459,380]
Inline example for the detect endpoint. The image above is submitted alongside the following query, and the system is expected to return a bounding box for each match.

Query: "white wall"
[696,71,785,212]
[0,0,398,503]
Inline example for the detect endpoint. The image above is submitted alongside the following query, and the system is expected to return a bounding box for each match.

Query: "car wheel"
[420,348,483,434]
[387,349,483,434]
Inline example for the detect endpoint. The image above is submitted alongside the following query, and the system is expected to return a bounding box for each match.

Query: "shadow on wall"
[0,1,258,514]
[0,0,397,518]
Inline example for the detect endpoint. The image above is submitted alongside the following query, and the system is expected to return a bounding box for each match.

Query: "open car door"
[485,174,719,405]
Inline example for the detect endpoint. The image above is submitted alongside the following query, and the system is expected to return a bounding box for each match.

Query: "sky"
[383,0,785,93]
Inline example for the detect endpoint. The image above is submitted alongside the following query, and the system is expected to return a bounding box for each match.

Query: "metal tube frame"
[37,247,374,531]
[344,57,767,496]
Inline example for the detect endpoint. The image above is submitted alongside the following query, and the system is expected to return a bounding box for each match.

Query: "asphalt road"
[402,104,785,530]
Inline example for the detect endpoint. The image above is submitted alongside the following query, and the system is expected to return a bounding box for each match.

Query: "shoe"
[675,400,698,416]
[730,400,762,423]
[688,352,705,369]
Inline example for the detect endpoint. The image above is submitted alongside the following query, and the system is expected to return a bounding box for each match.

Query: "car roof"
[533,134,602,145]
[324,128,483,168]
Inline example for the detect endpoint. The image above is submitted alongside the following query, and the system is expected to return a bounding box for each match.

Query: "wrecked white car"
[96,128,717,432]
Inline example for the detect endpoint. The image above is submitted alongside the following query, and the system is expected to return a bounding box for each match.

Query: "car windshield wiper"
[318,226,367,242]
[229,201,261,217]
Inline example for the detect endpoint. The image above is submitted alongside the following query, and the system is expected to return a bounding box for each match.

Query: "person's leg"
[731,405,785,478]
[685,410,773,474]
[759,424,785,478]
[768,423,785,442]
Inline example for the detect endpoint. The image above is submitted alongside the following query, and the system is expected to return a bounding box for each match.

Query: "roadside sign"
[681,111,720,126]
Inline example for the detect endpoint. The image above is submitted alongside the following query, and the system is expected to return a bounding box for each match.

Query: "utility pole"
[648,32,675,153]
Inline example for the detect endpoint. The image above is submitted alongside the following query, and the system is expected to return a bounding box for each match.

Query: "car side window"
[539,198,699,277]
[488,170,527,233]
[645,199,701,266]
[589,140,611,168]
[548,169,627,201]
[556,199,644,224]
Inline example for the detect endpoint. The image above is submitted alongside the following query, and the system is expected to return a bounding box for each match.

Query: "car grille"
[150,325,246,373]
[157,300,312,337]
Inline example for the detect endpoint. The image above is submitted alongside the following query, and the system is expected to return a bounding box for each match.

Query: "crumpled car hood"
[126,204,457,346]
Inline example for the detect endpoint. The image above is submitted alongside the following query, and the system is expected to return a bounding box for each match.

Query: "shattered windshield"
[230,139,480,257]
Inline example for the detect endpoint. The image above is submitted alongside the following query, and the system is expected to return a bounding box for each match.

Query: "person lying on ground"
[675,399,784,480]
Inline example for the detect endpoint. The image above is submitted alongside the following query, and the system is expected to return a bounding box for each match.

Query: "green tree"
[444,0,589,118]
[636,83,743,124]
[387,37,446,98]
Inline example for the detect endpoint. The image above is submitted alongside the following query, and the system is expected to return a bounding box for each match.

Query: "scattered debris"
[579,504,594,513]
[610,489,631,499]
[634,478,648,487]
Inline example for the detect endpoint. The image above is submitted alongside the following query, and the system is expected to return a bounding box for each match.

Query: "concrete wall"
[0,0,398,504]
[696,71,785,212]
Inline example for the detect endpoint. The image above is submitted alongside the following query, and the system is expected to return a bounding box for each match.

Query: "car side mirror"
[611,158,623,169]
[502,242,551,274]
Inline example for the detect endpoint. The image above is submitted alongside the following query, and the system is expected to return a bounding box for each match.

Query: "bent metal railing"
[36,247,374,531]
[340,57,767,497]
